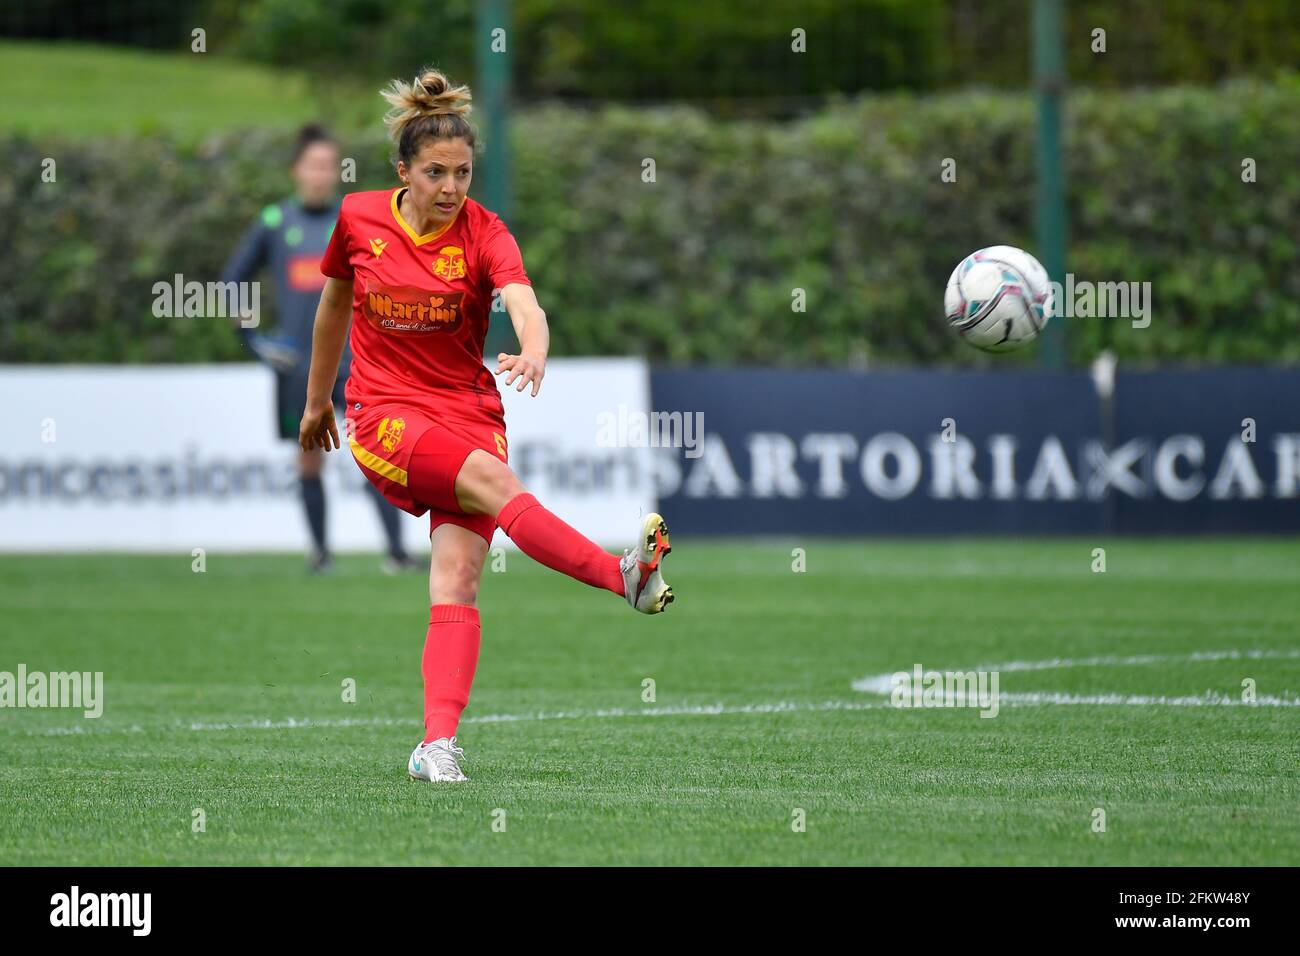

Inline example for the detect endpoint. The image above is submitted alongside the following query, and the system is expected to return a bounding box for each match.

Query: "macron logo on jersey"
[370,238,388,258]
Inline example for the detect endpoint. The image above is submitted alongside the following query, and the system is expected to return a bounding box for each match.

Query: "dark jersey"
[222,197,350,377]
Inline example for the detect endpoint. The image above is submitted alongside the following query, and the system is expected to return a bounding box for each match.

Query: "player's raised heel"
[620,512,675,614]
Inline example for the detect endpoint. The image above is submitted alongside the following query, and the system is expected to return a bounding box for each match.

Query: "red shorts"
[345,400,508,543]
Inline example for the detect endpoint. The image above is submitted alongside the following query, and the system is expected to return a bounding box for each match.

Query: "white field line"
[995,691,1299,707]
[852,648,1300,694]
[9,649,1299,737]
[12,700,888,736]
[14,691,1300,739]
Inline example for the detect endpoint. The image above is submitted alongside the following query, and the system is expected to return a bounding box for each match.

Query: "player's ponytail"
[382,68,476,167]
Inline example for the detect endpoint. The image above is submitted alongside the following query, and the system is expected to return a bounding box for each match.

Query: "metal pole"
[1033,0,1068,369]
[477,0,515,358]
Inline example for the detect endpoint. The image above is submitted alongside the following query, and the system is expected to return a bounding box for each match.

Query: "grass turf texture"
[0,41,364,139]
[1,539,1297,866]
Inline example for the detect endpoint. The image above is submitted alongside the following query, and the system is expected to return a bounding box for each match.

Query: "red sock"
[422,604,481,742]
[495,493,624,595]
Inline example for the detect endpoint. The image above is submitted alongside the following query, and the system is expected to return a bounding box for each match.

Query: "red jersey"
[320,189,530,422]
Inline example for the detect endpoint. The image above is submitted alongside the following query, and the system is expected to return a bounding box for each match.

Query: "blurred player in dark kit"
[223,124,418,573]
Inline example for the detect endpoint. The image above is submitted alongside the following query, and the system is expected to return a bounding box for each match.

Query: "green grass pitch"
[0,41,352,139]
[1,539,1296,866]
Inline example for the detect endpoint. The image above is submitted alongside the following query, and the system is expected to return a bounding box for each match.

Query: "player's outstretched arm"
[299,276,354,452]
[494,282,549,397]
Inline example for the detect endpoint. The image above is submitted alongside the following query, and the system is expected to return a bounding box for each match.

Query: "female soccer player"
[223,124,415,575]
[299,69,674,783]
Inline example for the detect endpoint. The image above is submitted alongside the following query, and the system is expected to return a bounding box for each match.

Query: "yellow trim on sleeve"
[390,188,459,246]
[349,435,409,486]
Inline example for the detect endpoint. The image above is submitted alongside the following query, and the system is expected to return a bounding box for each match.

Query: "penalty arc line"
[851,648,1300,696]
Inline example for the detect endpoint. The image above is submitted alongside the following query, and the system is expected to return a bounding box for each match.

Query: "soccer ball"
[944,245,1053,352]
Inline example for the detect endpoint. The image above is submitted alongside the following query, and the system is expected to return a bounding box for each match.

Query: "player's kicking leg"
[619,512,674,614]
[452,449,677,615]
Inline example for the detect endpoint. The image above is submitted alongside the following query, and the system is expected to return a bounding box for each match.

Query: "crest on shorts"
[432,245,466,281]
[378,416,406,453]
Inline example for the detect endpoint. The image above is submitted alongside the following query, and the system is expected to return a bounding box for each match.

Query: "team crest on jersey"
[377,416,406,453]
[432,245,466,281]
[362,283,465,335]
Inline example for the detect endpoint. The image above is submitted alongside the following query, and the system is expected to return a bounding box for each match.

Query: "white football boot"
[619,512,674,614]
[408,737,469,782]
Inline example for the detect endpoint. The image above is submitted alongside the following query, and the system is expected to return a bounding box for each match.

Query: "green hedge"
[3,76,1298,366]
[11,1,1300,98]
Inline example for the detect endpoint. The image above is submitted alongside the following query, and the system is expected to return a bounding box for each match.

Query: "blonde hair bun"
[382,68,472,142]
